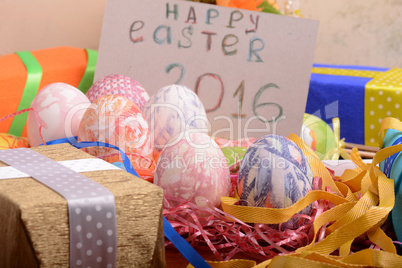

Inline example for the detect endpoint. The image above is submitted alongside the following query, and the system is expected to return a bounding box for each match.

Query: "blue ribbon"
[42,137,211,268]
[73,141,139,177]
[42,136,79,146]
[41,137,138,177]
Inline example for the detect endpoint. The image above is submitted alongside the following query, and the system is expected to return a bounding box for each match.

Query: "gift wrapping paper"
[306,63,402,147]
[0,143,165,267]
[0,47,97,137]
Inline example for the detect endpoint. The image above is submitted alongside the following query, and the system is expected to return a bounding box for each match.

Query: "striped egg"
[237,134,313,227]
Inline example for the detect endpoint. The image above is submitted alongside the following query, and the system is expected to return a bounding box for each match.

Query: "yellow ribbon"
[378,116,402,149]
[192,133,401,268]
[312,67,379,78]
[323,117,350,160]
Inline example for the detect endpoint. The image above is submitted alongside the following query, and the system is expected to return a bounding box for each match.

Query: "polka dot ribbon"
[313,67,402,147]
[0,148,117,268]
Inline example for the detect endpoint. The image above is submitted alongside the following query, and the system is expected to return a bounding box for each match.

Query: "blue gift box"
[305,64,402,147]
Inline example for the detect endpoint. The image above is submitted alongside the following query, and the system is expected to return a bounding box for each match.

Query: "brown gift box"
[0,143,166,267]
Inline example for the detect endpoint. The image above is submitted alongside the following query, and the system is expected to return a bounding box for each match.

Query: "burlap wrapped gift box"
[0,143,165,267]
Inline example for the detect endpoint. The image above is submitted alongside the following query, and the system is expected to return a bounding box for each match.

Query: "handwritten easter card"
[95,0,319,140]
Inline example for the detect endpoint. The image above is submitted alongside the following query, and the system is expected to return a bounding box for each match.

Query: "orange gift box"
[0,46,97,138]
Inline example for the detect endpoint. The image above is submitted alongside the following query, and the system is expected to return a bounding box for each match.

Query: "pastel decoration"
[154,131,231,208]
[0,133,29,150]
[237,134,313,227]
[78,95,153,171]
[142,84,208,156]
[86,74,149,110]
[27,82,91,147]
[301,113,337,160]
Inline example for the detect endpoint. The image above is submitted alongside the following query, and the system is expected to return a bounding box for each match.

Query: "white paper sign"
[95,0,319,140]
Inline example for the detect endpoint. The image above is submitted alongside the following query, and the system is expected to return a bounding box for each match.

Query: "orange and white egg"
[78,95,153,170]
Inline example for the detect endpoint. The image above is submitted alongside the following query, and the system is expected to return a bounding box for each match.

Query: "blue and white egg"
[237,134,313,227]
[142,84,208,156]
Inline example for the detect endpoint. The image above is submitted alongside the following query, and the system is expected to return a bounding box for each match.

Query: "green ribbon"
[8,51,43,137]
[77,48,97,94]
[9,48,97,137]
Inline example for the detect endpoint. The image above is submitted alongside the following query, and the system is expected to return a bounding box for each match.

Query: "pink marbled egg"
[86,74,149,110]
[154,131,231,208]
[27,83,91,147]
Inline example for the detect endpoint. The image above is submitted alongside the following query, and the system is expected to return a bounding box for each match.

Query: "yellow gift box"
[306,64,402,147]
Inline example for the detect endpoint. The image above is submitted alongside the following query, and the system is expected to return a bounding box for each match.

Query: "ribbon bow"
[324,117,350,160]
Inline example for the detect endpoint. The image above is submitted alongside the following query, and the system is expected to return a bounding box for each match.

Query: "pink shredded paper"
[163,176,340,261]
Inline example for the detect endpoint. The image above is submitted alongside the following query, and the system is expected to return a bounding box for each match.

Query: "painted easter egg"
[301,113,336,160]
[0,133,29,149]
[237,135,313,227]
[380,128,402,247]
[154,131,231,208]
[86,74,149,110]
[78,95,153,171]
[142,84,208,156]
[27,82,91,147]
